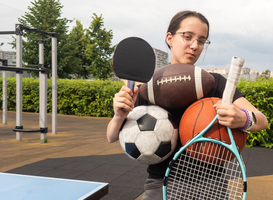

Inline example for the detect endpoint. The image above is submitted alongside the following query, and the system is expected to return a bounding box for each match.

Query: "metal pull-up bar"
[15,24,58,38]
[0,65,48,73]
[0,31,16,35]
[0,24,58,142]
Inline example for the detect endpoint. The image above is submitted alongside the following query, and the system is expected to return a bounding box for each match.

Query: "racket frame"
[163,114,247,200]
[163,57,246,199]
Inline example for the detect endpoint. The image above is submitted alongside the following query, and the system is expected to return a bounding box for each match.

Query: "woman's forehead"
[178,17,208,38]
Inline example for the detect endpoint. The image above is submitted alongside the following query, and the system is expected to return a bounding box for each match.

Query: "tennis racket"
[112,37,155,93]
[163,57,247,200]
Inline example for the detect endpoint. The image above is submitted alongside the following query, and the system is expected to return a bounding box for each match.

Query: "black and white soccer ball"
[119,105,178,165]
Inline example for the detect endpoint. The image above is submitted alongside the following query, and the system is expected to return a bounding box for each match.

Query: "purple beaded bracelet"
[239,108,250,131]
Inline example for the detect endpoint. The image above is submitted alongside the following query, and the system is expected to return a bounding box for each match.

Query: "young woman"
[107,10,268,200]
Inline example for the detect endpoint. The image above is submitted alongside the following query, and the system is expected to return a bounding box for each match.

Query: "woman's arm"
[107,114,127,143]
[106,86,139,143]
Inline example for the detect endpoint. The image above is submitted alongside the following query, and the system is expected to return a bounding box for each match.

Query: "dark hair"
[166,11,210,49]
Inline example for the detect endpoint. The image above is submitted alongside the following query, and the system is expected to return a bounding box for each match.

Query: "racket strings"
[166,142,245,200]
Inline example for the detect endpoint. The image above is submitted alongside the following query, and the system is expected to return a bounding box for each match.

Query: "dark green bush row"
[0,77,272,148]
[0,78,123,117]
[55,79,123,117]
[237,78,273,148]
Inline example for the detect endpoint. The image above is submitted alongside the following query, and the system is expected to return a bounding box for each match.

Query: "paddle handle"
[127,80,135,95]
[120,80,135,112]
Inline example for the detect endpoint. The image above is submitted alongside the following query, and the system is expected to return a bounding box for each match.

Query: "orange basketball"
[179,97,248,164]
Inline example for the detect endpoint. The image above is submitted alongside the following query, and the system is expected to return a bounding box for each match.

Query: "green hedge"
[0,77,272,148]
[0,78,123,117]
[56,79,123,117]
[237,77,273,148]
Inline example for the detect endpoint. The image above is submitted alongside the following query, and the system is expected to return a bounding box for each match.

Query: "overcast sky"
[0,0,272,72]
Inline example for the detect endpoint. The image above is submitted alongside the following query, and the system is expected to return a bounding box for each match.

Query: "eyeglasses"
[177,32,211,49]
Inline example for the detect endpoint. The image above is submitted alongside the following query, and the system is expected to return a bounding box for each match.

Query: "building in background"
[206,67,259,80]
[213,68,229,74]
[0,50,31,78]
[0,50,16,66]
[241,67,251,74]
[153,48,168,71]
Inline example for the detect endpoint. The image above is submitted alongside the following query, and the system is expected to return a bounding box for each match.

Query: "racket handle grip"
[127,80,135,95]
[121,80,135,112]
[222,57,245,104]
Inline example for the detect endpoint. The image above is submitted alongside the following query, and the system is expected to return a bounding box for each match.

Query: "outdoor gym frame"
[0,24,57,143]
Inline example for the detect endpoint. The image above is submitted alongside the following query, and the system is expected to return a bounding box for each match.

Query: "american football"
[139,63,215,109]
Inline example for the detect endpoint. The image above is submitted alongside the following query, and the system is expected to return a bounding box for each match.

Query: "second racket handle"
[127,80,135,95]
[121,80,135,112]
[222,57,245,105]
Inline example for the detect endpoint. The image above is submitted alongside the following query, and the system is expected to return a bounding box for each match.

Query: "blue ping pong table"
[0,172,108,200]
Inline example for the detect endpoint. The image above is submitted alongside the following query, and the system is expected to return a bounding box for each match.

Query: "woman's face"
[166,17,208,65]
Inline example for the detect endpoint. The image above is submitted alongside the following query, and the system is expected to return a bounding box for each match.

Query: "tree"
[260,69,271,79]
[62,20,90,79]
[11,0,71,78]
[85,14,115,80]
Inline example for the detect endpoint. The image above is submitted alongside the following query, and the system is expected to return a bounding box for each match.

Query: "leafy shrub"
[0,78,123,117]
[0,77,40,112]
[53,79,123,117]
[0,77,272,148]
[237,77,273,148]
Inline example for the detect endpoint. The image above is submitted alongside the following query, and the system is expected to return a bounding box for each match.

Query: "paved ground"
[0,111,273,200]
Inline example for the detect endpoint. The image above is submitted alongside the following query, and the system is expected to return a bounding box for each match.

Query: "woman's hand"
[113,85,139,119]
[213,100,246,129]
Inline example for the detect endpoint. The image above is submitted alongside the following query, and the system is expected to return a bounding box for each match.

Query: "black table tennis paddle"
[112,37,155,93]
